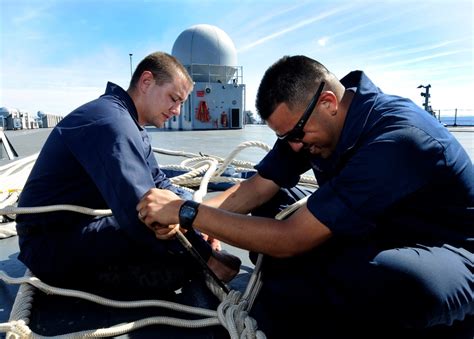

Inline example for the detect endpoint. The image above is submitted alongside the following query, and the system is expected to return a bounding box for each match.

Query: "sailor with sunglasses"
[138,55,473,338]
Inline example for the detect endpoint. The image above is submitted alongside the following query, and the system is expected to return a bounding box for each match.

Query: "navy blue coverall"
[16,82,212,294]
[252,71,473,338]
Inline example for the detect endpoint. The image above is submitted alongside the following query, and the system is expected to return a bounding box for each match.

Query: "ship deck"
[1,125,473,338]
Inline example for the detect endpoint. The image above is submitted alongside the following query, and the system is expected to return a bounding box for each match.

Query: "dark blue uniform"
[16,83,211,293]
[253,72,473,337]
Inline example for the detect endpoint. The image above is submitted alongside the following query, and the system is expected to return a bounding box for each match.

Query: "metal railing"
[433,109,474,126]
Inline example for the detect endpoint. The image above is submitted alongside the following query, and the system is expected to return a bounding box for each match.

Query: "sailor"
[16,51,240,296]
[138,55,474,337]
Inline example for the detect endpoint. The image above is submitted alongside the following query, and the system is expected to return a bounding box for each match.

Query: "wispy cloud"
[364,39,470,61]
[368,49,472,70]
[1,0,471,115]
[235,2,307,35]
[327,7,414,41]
[238,4,352,52]
[11,8,44,25]
[1,45,131,114]
[9,0,56,26]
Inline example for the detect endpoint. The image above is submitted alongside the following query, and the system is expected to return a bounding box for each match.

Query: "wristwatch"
[179,200,200,230]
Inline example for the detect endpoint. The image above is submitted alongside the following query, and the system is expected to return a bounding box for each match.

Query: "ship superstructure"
[168,24,245,130]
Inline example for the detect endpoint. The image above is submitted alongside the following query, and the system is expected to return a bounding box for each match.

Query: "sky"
[1,0,473,118]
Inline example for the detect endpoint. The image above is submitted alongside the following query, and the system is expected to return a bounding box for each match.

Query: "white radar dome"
[172,24,238,83]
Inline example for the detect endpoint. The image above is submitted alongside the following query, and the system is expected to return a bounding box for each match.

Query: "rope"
[0,140,317,338]
[0,154,38,195]
[212,141,270,177]
[156,142,318,190]
[0,222,17,238]
[1,268,223,337]
[0,205,113,217]
[0,267,269,338]
[153,141,269,170]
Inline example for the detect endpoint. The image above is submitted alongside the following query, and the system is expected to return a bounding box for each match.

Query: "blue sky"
[1,0,473,117]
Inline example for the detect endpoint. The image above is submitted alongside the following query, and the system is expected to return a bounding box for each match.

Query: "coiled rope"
[0,141,314,338]
[158,141,318,190]
[0,153,39,239]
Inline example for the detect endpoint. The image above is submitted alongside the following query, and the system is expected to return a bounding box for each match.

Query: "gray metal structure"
[169,24,245,130]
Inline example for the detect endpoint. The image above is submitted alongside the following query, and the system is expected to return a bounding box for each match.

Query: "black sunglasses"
[276,81,325,143]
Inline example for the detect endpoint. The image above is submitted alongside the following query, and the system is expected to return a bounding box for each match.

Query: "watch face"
[179,201,199,230]
[182,205,196,219]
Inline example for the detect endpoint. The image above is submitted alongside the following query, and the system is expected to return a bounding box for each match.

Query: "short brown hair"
[129,52,192,89]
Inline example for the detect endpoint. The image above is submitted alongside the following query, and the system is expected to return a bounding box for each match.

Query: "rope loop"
[3,320,32,339]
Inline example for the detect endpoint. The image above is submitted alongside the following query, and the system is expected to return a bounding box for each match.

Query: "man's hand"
[137,189,222,250]
[148,223,181,240]
[201,233,222,251]
[136,188,182,227]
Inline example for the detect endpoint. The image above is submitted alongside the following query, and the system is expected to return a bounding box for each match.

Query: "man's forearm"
[204,173,280,214]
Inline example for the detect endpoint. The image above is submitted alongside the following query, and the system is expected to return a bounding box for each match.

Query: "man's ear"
[138,71,154,92]
[320,91,338,113]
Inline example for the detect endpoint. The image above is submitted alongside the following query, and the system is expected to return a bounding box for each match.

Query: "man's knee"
[373,245,473,327]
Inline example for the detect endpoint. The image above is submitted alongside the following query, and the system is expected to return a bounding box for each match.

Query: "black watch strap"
[179,200,200,230]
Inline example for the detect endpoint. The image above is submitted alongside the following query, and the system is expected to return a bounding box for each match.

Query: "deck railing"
[432,109,474,126]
